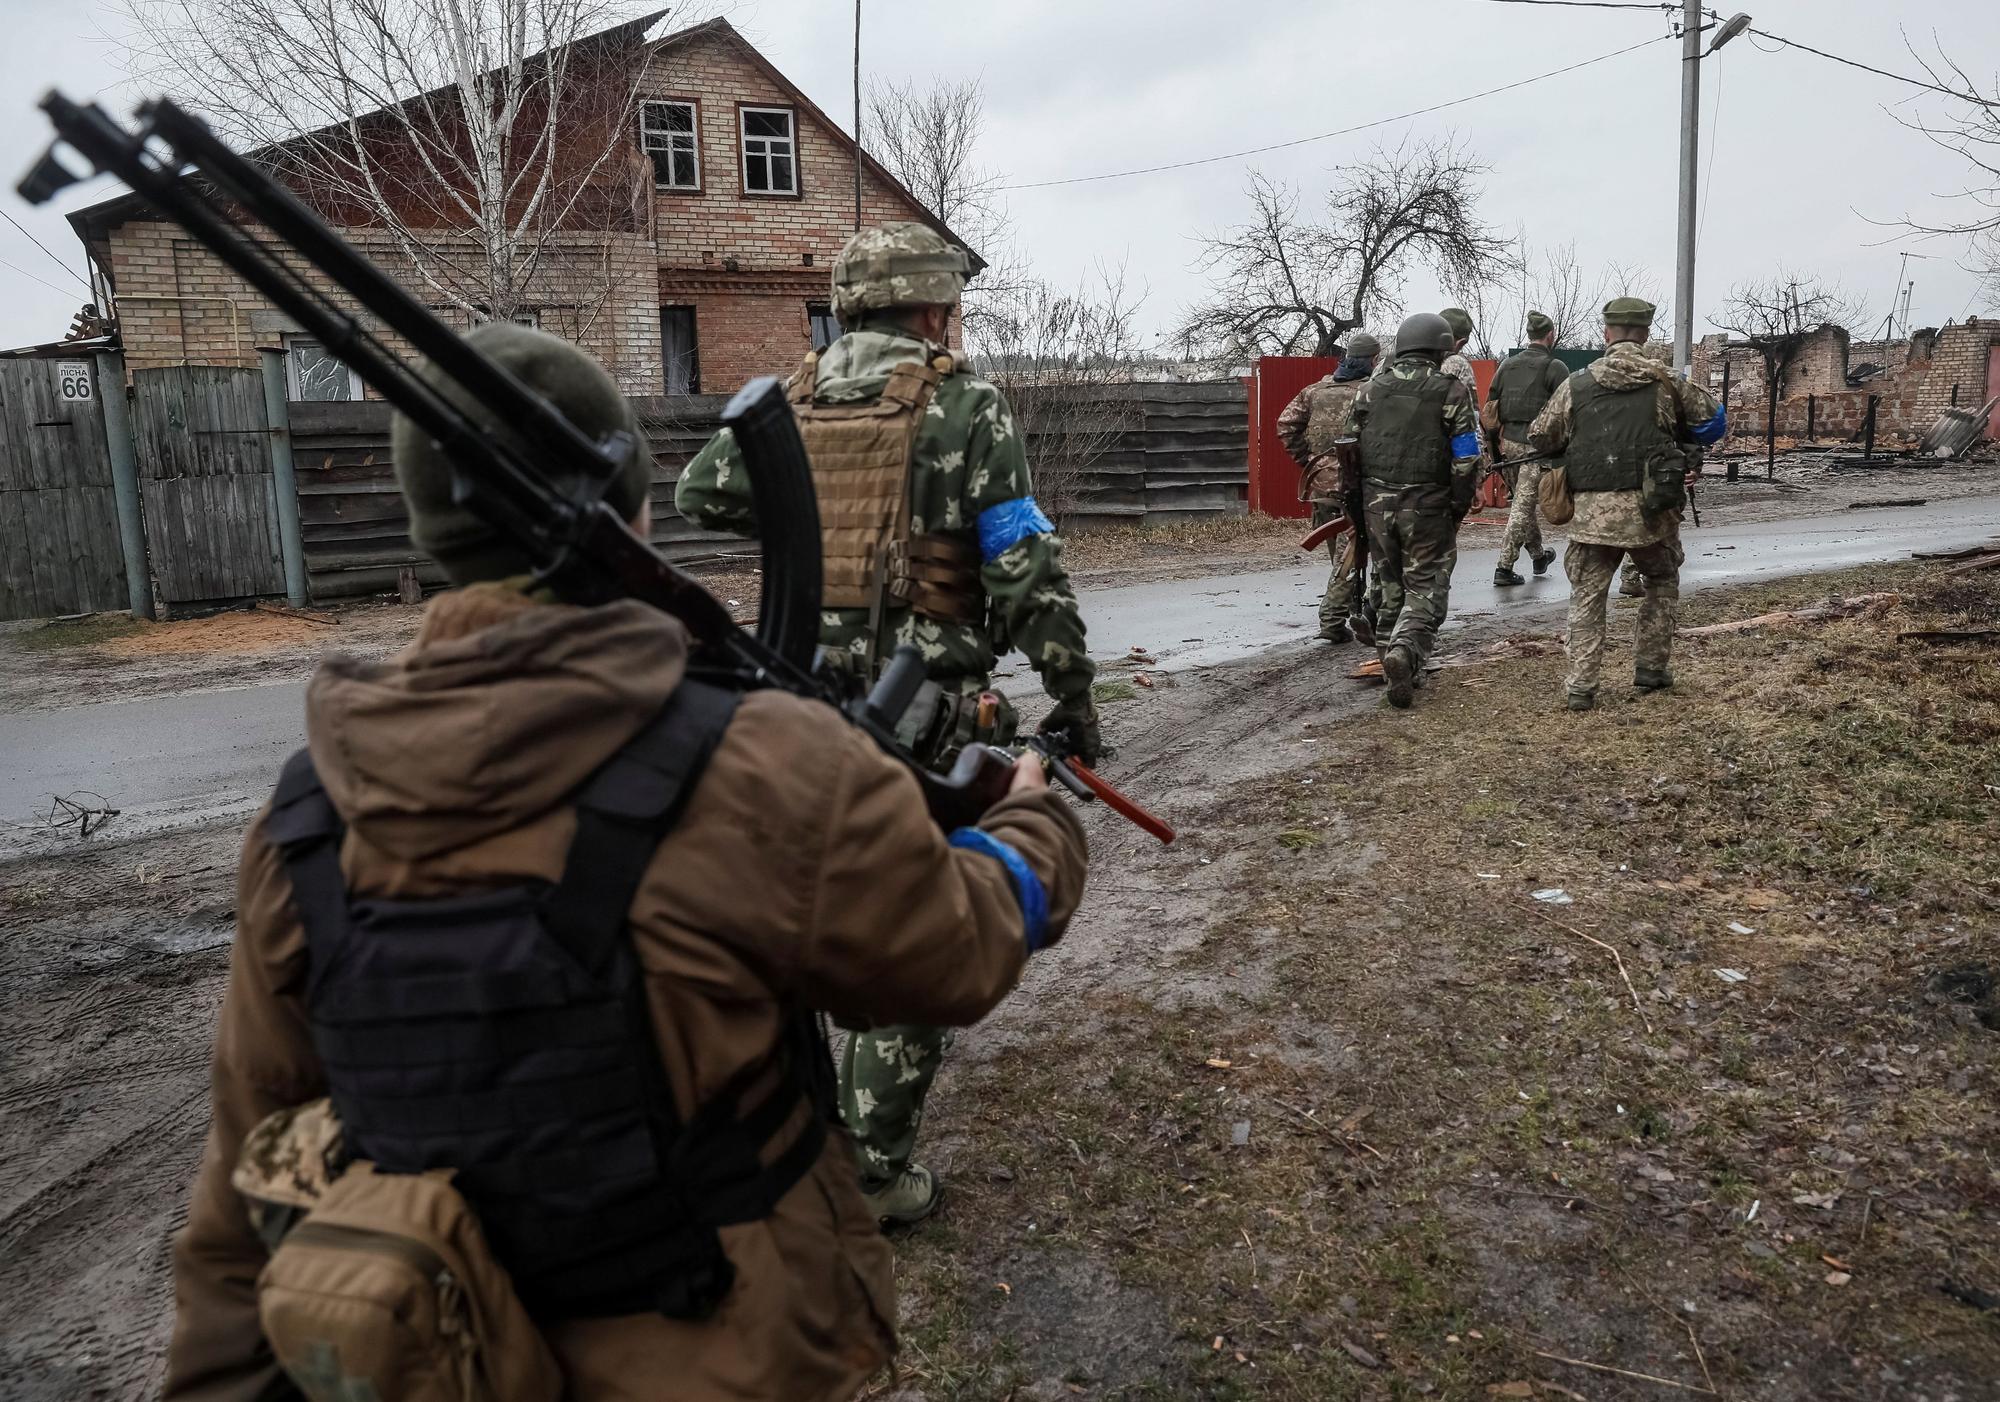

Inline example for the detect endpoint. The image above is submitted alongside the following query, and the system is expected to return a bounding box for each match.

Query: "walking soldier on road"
[1275,332,1380,643]
[1484,312,1567,586]
[165,323,1089,1402]
[1343,312,1484,709]
[677,222,1098,1230]
[1529,298,1726,710]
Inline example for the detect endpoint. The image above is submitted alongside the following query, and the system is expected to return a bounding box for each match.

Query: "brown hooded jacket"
[163,584,1088,1401]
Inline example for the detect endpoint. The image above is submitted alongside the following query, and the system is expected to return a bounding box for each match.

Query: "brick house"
[63,15,976,398]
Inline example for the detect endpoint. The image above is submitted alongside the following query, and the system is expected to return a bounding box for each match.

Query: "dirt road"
[2,491,1998,1397]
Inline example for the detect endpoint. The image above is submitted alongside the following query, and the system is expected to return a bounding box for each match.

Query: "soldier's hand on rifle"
[1039,695,1103,767]
[1008,750,1049,795]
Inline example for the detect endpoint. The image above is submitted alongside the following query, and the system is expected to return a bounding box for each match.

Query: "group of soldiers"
[1278,297,1725,709]
[159,223,1726,1402]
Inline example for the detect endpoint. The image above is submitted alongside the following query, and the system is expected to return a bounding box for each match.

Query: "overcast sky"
[3,0,1996,352]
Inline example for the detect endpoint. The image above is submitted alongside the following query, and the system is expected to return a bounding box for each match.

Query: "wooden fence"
[0,358,125,620]
[291,380,1249,600]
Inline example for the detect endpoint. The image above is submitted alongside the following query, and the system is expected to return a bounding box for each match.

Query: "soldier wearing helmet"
[1340,311,1484,708]
[1274,331,1381,643]
[677,222,1098,1229]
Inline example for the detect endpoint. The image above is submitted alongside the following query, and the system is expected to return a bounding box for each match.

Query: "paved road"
[5,495,1998,851]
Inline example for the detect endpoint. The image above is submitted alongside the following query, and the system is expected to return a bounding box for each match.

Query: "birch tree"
[120,0,663,329]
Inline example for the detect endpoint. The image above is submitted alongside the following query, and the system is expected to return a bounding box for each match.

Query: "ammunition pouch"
[894,679,1019,770]
[1640,444,1689,516]
[886,532,985,625]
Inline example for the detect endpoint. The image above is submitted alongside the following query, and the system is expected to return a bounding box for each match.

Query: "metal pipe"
[112,292,246,365]
[1806,393,1815,442]
[258,346,309,606]
[92,350,154,620]
[1673,0,1702,378]
[1721,356,1736,481]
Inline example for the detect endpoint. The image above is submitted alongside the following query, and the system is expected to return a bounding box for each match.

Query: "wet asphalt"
[5,494,1998,852]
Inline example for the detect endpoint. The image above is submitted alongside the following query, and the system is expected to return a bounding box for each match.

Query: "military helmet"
[1395,312,1452,358]
[1440,307,1474,344]
[1344,331,1381,359]
[830,222,972,319]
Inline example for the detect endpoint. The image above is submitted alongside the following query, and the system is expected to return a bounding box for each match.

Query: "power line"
[0,255,78,299]
[1744,25,2000,110]
[1467,0,1667,9]
[1000,34,1670,191]
[0,207,93,296]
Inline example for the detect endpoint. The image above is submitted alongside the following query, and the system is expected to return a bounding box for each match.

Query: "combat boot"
[1532,548,1557,577]
[1566,690,1596,712]
[1350,612,1375,647]
[1317,620,1352,644]
[1493,566,1525,587]
[863,1164,941,1229]
[1619,575,1646,598]
[1634,667,1674,693]
[1381,645,1417,709]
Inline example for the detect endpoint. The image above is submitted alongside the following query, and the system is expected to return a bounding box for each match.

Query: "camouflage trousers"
[1311,499,1367,629]
[1497,453,1546,570]
[1565,538,1681,697]
[839,1024,954,1190]
[1363,480,1458,665]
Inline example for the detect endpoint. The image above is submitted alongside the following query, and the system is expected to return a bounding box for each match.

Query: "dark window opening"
[662,306,699,394]
[807,303,840,352]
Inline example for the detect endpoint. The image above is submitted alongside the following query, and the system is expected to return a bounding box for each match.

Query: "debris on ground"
[1897,628,2000,644]
[1848,497,1929,509]
[38,791,120,838]
[1680,592,1900,637]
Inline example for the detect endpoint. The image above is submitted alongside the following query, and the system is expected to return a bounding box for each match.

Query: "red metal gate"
[1248,355,1338,519]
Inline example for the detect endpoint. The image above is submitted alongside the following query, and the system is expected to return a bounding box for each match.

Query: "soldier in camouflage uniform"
[1529,298,1725,710]
[677,222,1097,1228]
[1483,312,1567,586]
[1343,312,1483,709]
[1274,332,1379,643]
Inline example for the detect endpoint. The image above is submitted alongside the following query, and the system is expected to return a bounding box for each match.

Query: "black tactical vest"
[1563,370,1675,495]
[1491,346,1561,438]
[1359,364,1453,486]
[263,680,833,1323]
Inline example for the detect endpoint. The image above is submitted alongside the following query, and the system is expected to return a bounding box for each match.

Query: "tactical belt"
[263,680,833,1322]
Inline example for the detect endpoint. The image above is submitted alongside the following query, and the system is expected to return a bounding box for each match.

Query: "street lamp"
[1673,7,1752,378]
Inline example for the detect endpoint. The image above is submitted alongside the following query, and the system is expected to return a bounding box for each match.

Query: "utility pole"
[1674,10,1752,378]
[1672,0,1701,378]
[852,0,863,232]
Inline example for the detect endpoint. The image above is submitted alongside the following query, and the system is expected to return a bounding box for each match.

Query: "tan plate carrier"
[786,351,984,628]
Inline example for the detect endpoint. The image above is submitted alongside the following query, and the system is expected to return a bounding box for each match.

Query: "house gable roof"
[67,11,984,277]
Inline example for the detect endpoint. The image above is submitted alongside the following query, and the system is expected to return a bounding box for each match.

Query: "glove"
[1038,694,1103,766]
[1450,475,1476,522]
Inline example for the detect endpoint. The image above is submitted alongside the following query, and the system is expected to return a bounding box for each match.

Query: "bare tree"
[865,77,1005,248]
[1712,274,1868,470]
[120,0,663,331]
[1886,46,2000,309]
[1175,138,1512,362]
[968,264,1148,527]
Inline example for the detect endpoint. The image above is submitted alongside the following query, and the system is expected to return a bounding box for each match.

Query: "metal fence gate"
[132,365,286,603]
[0,358,125,621]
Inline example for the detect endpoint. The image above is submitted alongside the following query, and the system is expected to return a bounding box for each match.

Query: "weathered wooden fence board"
[289,381,1248,599]
[0,359,125,620]
[132,366,285,605]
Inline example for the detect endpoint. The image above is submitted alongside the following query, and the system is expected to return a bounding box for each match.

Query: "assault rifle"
[22,94,1171,844]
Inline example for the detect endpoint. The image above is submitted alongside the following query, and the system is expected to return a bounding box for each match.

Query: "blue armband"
[1449,431,1482,460]
[1690,406,1727,446]
[950,827,1051,953]
[976,496,1055,562]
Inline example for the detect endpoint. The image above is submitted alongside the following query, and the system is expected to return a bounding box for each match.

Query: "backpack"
[240,680,836,1400]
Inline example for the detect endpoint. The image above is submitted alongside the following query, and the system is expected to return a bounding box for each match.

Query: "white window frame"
[640,100,701,191]
[283,333,363,402]
[739,105,797,196]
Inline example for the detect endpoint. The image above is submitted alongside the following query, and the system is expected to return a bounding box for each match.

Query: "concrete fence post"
[92,350,154,620]
[258,347,309,607]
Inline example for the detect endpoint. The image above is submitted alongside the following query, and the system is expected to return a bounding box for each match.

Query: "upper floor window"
[740,106,797,195]
[641,100,700,190]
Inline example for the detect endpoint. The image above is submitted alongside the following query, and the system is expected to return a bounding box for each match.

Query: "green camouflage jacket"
[674,320,1095,704]
[1341,355,1483,488]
